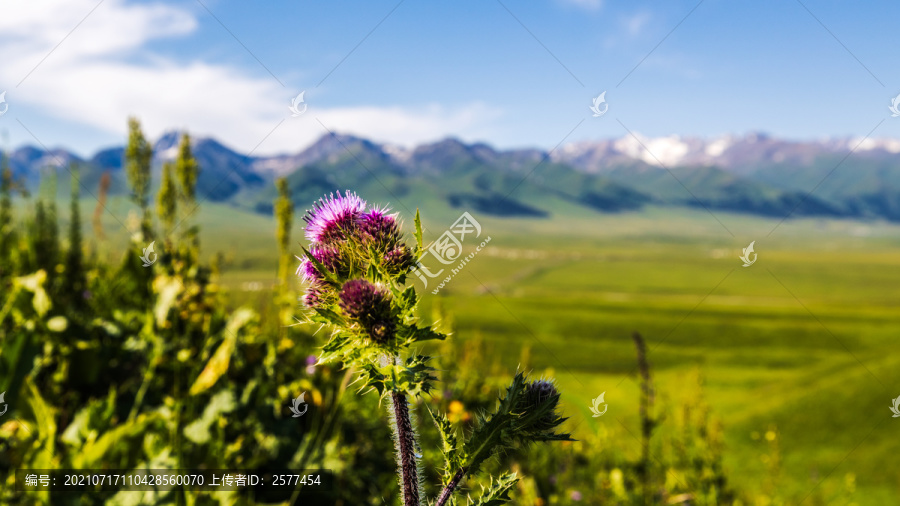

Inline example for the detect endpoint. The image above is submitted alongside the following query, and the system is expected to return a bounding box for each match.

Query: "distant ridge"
[5,131,900,221]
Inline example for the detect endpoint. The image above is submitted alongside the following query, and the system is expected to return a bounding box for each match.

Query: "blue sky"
[0,0,899,157]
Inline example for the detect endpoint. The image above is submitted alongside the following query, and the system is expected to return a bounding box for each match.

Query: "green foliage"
[157,162,177,235]
[460,372,571,480]
[124,117,153,239]
[174,133,201,263]
[0,155,399,506]
[466,472,518,506]
[274,177,294,328]
[62,167,85,309]
[175,133,199,207]
[0,152,13,277]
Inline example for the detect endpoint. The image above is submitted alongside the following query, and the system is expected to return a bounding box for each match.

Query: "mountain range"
[6,131,900,221]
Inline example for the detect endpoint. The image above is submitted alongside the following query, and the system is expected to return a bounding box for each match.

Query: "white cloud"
[0,0,501,155]
[622,11,651,36]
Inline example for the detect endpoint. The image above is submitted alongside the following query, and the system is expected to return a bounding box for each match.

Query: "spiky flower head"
[296,245,345,283]
[357,206,402,250]
[303,191,366,244]
[383,245,415,275]
[518,379,566,432]
[339,279,395,344]
[303,281,328,308]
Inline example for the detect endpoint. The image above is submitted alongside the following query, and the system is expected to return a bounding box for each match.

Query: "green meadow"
[198,202,899,503]
[52,195,900,503]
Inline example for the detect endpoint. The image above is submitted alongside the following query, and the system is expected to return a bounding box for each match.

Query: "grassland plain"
[51,197,900,503]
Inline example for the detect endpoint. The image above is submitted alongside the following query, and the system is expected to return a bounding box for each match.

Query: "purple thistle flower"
[339,279,389,319]
[525,379,558,404]
[297,245,344,282]
[383,246,415,275]
[303,282,328,308]
[303,191,367,244]
[339,279,395,344]
[357,206,402,248]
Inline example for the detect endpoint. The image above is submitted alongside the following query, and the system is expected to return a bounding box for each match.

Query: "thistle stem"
[435,467,468,506]
[390,389,421,506]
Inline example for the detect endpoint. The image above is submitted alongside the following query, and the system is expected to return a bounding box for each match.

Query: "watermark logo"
[589,392,607,417]
[590,91,608,117]
[0,391,7,417]
[890,93,900,117]
[289,91,308,117]
[890,395,900,418]
[0,91,7,117]
[289,392,308,417]
[140,241,157,267]
[740,240,757,267]
[413,212,492,294]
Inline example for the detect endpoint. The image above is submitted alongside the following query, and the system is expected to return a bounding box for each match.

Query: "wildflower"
[339,279,395,344]
[306,355,317,375]
[303,281,328,308]
[518,379,564,432]
[303,191,366,244]
[297,244,345,282]
[383,245,415,275]
[570,490,582,501]
[358,206,402,249]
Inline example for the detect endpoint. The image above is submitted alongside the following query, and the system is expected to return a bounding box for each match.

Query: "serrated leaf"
[471,472,518,506]
[427,405,463,478]
[414,208,423,251]
[310,306,346,326]
[399,324,447,346]
[462,373,528,475]
[397,286,417,310]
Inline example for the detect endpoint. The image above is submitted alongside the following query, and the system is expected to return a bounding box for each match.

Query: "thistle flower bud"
[358,207,402,250]
[519,379,563,431]
[339,279,395,344]
[303,281,327,308]
[367,319,397,344]
[383,245,415,275]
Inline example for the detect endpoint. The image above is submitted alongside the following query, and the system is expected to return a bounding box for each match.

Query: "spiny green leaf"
[427,405,463,481]
[396,285,417,309]
[469,472,518,506]
[461,372,528,474]
[398,324,446,347]
[414,208,423,252]
[309,306,347,326]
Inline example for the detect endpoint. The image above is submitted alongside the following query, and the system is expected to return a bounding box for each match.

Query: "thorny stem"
[435,467,468,506]
[390,389,421,506]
